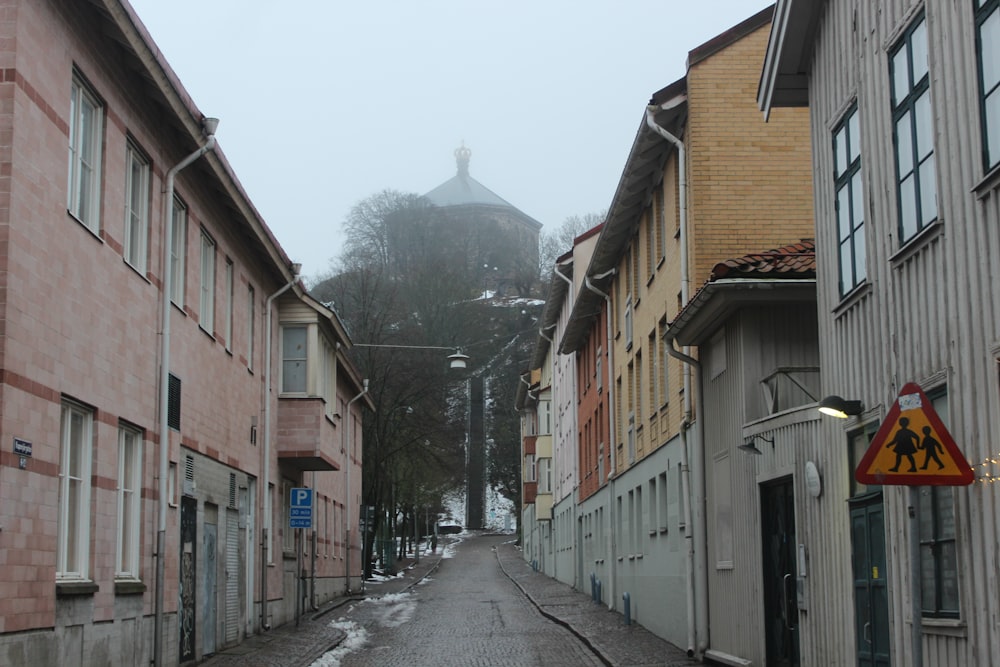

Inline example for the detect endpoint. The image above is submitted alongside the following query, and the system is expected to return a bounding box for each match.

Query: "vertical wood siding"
[807,1,1000,664]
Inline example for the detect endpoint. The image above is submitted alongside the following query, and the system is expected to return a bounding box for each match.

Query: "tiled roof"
[710,239,815,281]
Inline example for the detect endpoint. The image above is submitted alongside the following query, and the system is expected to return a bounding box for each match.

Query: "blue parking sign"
[289,487,313,529]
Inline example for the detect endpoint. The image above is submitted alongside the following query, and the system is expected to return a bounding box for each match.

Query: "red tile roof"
[710,239,815,281]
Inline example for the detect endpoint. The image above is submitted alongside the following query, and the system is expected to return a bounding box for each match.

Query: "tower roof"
[423,145,533,217]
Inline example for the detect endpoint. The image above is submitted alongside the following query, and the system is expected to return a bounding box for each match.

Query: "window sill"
[920,617,966,638]
[973,162,1000,199]
[833,282,872,321]
[56,580,99,597]
[890,219,943,266]
[114,579,147,596]
[67,210,103,243]
[123,259,152,284]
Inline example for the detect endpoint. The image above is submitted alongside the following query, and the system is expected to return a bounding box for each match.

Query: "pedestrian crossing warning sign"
[855,382,974,486]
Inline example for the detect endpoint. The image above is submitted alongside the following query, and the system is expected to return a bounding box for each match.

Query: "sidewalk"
[494,541,700,667]
[199,548,445,667]
[200,535,699,667]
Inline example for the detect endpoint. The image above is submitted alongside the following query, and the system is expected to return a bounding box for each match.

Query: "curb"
[493,544,614,667]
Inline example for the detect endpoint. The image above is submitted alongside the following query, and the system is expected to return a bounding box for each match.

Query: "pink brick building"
[0,1,371,665]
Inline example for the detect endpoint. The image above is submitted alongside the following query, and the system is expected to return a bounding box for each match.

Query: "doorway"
[850,493,890,667]
[760,477,800,667]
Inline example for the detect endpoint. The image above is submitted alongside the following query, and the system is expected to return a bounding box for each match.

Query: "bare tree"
[538,211,606,275]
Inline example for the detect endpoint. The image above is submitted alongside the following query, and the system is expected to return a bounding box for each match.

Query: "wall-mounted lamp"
[738,434,774,455]
[818,395,864,419]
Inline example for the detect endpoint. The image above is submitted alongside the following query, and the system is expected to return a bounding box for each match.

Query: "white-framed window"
[224,259,234,351]
[170,198,187,306]
[124,141,149,273]
[247,285,256,371]
[920,390,959,618]
[834,103,866,295]
[281,325,308,393]
[624,296,634,349]
[976,0,1000,171]
[58,400,94,580]
[538,458,552,494]
[627,413,636,464]
[68,74,103,231]
[525,454,536,482]
[199,230,216,332]
[890,13,937,243]
[116,424,143,579]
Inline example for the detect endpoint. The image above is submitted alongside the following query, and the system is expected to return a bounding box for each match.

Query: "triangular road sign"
[856,382,974,486]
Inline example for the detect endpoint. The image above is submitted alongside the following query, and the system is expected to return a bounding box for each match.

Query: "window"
[635,350,643,422]
[124,142,149,272]
[624,297,633,349]
[920,390,959,618]
[58,401,94,580]
[68,75,103,231]
[538,458,552,493]
[658,320,670,407]
[834,104,866,295]
[890,14,937,243]
[170,198,187,306]
[199,231,216,332]
[525,454,536,482]
[224,259,233,351]
[247,285,256,371]
[282,326,308,393]
[657,185,667,262]
[976,0,1000,171]
[116,424,143,579]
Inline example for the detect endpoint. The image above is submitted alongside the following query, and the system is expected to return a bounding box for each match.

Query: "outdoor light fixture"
[738,434,774,455]
[818,395,864,419]
[354,343,470,370]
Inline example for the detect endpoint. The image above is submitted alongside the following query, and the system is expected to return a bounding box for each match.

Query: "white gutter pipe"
[345,379,369,594]
[154,118,218,667]
[584,269,616,609]
[646,105,707,657]
[260,262,302,630]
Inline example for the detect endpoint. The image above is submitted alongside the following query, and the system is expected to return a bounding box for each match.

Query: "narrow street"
[326,534,605,667]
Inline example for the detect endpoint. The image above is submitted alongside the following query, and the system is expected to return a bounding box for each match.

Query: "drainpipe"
[553,264,577,588]
[584,269,616,609]
[345,379,369,594]
[647,105,707,657]
[261,263,302,631]
[154,118,218,667]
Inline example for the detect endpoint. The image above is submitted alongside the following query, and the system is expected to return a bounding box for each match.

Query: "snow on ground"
[308,592,418,667]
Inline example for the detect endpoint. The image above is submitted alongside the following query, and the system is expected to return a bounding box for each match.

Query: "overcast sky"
[127,0,773,282]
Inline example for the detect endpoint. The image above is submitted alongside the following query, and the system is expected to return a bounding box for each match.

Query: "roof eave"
[758,0,825,117]
[667,279,816,346]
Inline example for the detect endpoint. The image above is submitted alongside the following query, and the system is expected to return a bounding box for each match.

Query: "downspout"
[261,263,302,631]
[646,105,706,657]
[345,379,369,594]
[154,118,218,667]
[553,264,576,588]
[584,269,616,610]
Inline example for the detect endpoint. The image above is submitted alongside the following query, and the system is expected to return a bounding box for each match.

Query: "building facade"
[761,0,1000,664]
[0,1,371,665]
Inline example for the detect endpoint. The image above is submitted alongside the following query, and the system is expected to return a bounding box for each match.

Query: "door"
[850,493,890,667]
[179,495,198,662]
[761,478,800,667]
[203,521,217,655]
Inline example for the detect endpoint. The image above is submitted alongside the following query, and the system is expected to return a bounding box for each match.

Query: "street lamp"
[353,343,470,370]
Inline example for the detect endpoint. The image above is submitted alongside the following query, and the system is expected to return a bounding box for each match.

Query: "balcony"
[276,397,341,471]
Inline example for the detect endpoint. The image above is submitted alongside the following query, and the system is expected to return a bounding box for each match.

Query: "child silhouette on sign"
[887,416,919,472]
[920,426,946,470]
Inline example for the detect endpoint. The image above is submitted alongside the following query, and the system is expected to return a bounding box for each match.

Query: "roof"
[710,239,816,280]
[667,240,816,346]
[424,145,542,229]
